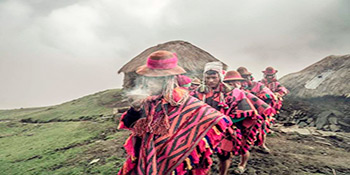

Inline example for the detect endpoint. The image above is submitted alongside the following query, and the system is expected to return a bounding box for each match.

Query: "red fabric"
[147,56,178,69]
[118,95,232,175]
[176,75,192,87]
[118,112,128,130]
[192,83,230,111]
[261,79,289,95]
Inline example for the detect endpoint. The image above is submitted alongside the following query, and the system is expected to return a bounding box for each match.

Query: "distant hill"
[279,54,350,98]
[0,89,127,122]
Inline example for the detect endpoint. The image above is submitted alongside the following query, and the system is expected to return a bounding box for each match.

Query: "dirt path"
[210,128,350,175]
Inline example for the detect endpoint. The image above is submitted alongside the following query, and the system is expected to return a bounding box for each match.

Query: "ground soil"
[211,129,350,175]
[87,125,350,175]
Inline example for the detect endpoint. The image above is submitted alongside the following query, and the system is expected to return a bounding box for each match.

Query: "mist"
[0,0,349,109]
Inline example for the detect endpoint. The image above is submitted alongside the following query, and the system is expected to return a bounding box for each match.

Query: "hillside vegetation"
[0,89,128,175]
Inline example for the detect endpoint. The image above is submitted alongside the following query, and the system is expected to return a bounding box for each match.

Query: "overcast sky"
[0,0,349,109]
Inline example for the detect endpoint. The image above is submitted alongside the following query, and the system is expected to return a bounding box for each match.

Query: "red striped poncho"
[221,88,263,155]
[260,78,289,96]
[118,89,232,175]
[193,85,262,155]
[244,92,276,146]
[242,81,281,112]
[260,79,289,110]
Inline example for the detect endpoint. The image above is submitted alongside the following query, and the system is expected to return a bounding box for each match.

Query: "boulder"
[328,117,338,125]
[306,118,313,124]
[316,111,331,129]
[299,116,309,121]
[330,110,343,117]
[298,122,308,128]
[323,125,330,131]
[309,121,315,127]
[329,124,341,132]
[338,121,350,127]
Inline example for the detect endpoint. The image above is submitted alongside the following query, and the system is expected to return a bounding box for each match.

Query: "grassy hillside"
[0,89,130,175]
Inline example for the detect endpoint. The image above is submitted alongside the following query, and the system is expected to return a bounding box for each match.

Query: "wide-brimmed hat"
[136,50,186,77]
[223,70,245,81]
[191,77,201,85]
[237,67,252,76]
[262,67,278,75]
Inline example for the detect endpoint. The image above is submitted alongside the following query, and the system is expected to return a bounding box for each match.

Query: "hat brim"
[262,70,278,75]
[136,65,186,77]
[223,77,245,81]
[241,72,252,76]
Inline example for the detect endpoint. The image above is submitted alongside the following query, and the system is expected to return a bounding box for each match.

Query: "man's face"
[205,73,220,89]
[225,80,241,89]
[266,74,275,80]
[144,77,165,95]
[241,74,252,82]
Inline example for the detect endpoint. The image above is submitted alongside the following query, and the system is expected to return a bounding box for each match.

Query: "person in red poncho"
[118,51,232,175]
[260,67,289,111]
[237,67,277,154]
[222,70,268,174]
[192,63,261,175]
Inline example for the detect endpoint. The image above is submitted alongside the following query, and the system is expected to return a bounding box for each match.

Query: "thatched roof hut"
[118,40,228,89]
[279,54,350,98]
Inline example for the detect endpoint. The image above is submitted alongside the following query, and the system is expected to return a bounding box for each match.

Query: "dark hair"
[205,70,219,75]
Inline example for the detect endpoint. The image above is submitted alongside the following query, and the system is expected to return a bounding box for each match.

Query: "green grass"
[0,120,117,174]
[0,89,127,174]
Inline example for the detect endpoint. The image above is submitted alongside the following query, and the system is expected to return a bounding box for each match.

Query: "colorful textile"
[195,87,261,155]
[244,92,276,146]
[193,85,262,155]
[223,89,262,154]
[118,94,232,175]
[176,75,192,87]
[192,83,232,111]
[260,79,289,110]
[261,78,289,96]
[242,81,279,110]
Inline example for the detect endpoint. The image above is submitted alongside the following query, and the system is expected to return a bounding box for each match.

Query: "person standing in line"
[237,67,277,153]
[192,63,261,175]
[118,51,232,175]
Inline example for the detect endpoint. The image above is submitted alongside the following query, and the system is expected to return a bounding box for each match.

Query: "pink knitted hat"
[136,50,186,77]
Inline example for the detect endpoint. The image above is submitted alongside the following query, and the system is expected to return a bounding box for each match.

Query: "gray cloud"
[0,0,349,109]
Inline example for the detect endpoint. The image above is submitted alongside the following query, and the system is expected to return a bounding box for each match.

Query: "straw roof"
[279,54,350,98]
[118,40,227,74]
